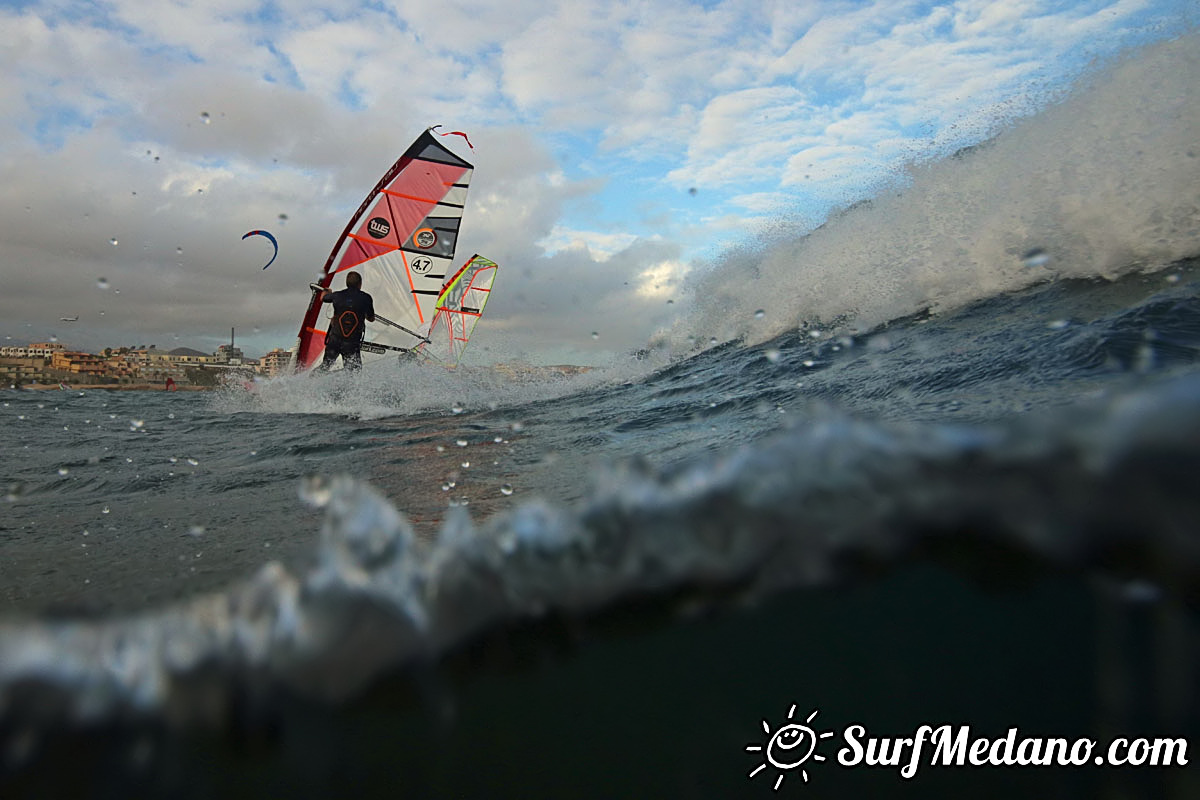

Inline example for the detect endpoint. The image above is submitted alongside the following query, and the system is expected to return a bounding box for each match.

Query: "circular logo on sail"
[413,227,437,248]
[367,217,391,239]
[411,256,434,274]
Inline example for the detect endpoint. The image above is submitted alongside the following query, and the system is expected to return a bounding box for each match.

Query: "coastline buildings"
[260,349,291,377]
[0,340,284,387]
[50,349,108,379]
[0,356,47,386]
[0,343,65,359]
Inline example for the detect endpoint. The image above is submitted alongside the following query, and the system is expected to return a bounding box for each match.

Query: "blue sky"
[0,0,1194,364]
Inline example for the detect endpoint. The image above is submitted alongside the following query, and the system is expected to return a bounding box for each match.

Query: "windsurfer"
[316,271,375,371]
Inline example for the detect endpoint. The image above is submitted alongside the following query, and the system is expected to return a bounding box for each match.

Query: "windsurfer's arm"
[366,296,375,323]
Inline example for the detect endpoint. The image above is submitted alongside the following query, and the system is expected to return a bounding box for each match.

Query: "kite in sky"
[241,229,279,270]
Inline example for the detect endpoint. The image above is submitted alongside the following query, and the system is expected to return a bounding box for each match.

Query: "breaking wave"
[675,34,1200,349]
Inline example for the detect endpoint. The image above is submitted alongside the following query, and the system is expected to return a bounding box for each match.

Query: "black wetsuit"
[319,286,375,371]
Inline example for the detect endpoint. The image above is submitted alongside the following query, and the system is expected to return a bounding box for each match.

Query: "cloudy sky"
[0,0,1191,364]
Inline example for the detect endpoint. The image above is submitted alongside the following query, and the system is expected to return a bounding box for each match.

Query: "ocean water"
[2,34,1199,799]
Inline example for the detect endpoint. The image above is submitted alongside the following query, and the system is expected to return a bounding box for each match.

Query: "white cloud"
[634,258,689,299]
[538,226,640,261]
[390,0,543,54]
[727,191,793,214]
[105,0,264,60]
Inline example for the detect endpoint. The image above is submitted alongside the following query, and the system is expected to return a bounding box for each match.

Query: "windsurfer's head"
[346,271,362,289]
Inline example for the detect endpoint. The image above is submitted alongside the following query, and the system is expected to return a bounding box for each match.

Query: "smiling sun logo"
[746,705,835,791]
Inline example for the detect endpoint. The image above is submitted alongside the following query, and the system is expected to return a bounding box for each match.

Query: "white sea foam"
[671,34,1200,349]
[210,349,665,420]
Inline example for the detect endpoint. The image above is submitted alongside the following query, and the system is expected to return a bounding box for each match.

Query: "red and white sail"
[292,128,474,370]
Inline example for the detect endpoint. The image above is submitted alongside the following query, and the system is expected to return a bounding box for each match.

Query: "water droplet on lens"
[199,111,210,124]
[1022,248,1050,268]
[186,458,199,466]
[461,461,470,468]
[591,332,599,340]
[451,402,464,414]
[754,309,765,320]
[456,439,468,447]
[498,530,516,553]
[765,349,781,363]
[102,505,110,514]
[57,467,69,477]
[298,475,333,508]
[109,237,118,246]
[500,483,514,496]
[97,277,110,290]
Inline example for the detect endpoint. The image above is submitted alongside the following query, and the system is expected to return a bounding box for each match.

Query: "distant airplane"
[59,316,79,322]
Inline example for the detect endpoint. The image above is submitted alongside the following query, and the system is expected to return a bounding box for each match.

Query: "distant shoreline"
[14,383,213,392]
